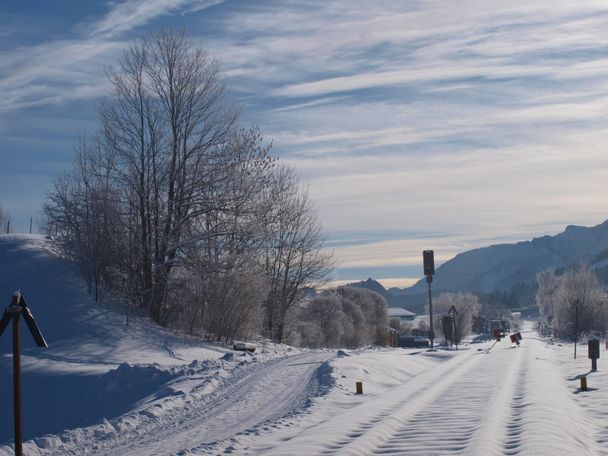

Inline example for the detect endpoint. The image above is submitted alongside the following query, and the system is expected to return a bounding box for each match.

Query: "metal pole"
[29,217,33,234]
[427,275,434,349]
[12,311,23,456]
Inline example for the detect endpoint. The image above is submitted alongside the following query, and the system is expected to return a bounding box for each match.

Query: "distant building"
[387,307,416,321]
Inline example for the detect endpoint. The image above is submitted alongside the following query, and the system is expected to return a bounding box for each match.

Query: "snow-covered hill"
[0,235,324,454]
[406,219,608,294]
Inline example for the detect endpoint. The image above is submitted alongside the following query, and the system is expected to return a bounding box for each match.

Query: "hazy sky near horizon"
[2,1,608,287]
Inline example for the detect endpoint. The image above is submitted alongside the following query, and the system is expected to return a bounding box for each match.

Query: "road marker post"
[356,382,363,394]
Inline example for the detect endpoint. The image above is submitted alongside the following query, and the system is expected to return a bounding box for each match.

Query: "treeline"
[43,30,332,344]
[292,287,389,348]
[536,264,607,357]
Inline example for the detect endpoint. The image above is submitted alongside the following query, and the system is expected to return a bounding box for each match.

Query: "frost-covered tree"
[261,166,334,343]
[553,265,605,358]
[335,286,389,345]
[44,137,122,302]
[296,287,389,348]
[44,29,333,343]
[99,29,241,323]
[536,268,559,326]
[296,294,344,347]
[432,292,480,344]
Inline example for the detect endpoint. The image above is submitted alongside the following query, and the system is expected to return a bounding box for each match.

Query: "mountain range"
[407,219,608,294]
[349,219,608,313]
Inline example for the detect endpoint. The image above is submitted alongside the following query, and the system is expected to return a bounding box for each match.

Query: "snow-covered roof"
[387,307,416,317]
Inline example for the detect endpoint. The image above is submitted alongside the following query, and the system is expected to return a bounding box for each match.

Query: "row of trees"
[292,287,389,348]
[536,265,607,357]
[44,30,333,344]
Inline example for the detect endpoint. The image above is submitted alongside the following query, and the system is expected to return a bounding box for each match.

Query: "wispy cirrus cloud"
[88,0,224,39]
[0,0,224,115]
[200,1,608,282]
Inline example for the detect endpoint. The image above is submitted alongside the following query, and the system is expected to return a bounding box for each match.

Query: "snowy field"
[1,235,608,455]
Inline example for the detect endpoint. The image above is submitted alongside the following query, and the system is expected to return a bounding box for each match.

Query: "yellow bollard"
[581,376,588,391]
[356,381,363,394]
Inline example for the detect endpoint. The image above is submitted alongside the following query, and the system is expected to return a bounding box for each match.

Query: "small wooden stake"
[356,381,363,394]
[581,376,588,391]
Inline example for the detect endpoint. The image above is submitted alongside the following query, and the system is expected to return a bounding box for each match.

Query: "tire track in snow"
[502,345,528,455]
[464,341,526,455]
[370,328,599,456]
[369,344,524,456]
[257,339,537,456]
[107,351,331,456]
[43,352,331,456]
[260,348,488,455]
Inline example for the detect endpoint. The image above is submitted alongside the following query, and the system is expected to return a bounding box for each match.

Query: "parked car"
[233,341,256,352]
[398,335,430,348]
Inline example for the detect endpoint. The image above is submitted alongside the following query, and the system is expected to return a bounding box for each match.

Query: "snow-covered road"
[97,352,332,456]
[24,351,332,456]
[229,325,599,455]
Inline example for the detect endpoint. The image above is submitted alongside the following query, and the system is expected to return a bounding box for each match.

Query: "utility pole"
[423,250,435,348]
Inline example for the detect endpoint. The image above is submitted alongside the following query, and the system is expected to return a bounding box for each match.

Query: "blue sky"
[2,1,608,287]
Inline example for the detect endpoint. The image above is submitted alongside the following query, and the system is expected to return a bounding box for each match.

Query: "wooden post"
[356,381,363,394]
[581,376,588,392]
[0,293,47,456]
[12,311,23,456]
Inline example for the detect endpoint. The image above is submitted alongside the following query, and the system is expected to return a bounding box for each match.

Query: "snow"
[3,234,608,455]
[387,307,416,318]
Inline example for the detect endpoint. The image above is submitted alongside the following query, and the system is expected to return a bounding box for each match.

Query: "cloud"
[89,0,224,38]
[200,1,608,282]
[0,0,224,115]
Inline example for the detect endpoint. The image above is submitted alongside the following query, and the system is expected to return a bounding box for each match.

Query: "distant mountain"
[405,219,608,296]
[346,278,389,298]
[345,278,423,312]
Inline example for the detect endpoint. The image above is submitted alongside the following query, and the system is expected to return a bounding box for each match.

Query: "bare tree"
[536,268,559,328]
[0,204,11,233]
[100,29,240,323]
[296,287,388,348]
[261,166,334,343]
[433,292,480,344]
[44,29,334,343]
[555,265,604,358]
[336,286,389,345]
[44,136,122,302]
[297,294,344,347]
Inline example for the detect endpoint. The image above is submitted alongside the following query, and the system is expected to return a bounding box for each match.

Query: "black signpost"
[0,291,48,456]
[423,250,435,349]
[448,305,458,351]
